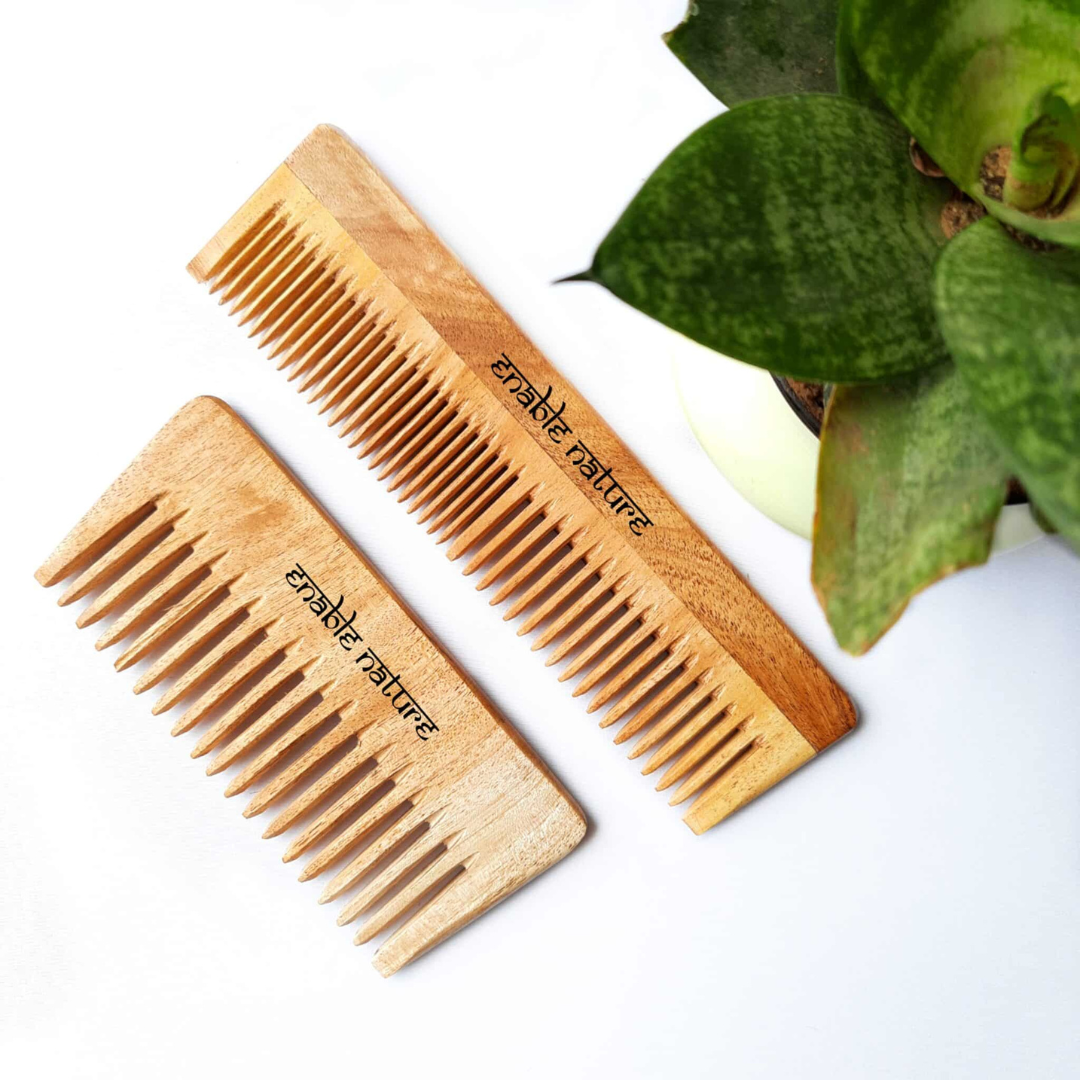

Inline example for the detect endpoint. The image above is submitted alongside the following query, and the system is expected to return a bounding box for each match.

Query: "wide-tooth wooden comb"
[35,396,585,975]
[189,125,857,835]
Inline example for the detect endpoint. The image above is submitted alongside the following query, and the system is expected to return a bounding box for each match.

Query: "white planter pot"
[673,339,1044,555]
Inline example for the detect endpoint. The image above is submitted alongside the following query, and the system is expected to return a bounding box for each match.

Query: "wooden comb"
[189,125,857,835]
[34,396,585,975]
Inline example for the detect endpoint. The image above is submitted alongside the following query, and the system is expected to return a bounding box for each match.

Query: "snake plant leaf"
[664,0,839,106]
[934,217,1080,551]
[582,94,952,384]
[845,0,1080,248]
[835,0,883,110]
[812,365,1011,654]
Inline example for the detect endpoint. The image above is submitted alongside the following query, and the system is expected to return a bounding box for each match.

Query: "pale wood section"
[36,397,585,976]
[188,126,855,834]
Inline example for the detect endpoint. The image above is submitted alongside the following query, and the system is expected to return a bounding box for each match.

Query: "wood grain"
[36,396,585,975]
[188,126,856,833]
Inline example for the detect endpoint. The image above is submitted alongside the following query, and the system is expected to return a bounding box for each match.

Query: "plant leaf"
[812,365,1010,654]
[664,0,839,106]
[835,0,884,110]
[934,216,1080,551]
[583,94,951,384]
[845,0,1080,247]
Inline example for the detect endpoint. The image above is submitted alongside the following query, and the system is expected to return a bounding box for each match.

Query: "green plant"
[570,0,1080,654]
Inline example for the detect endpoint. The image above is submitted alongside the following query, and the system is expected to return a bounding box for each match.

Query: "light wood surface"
[35,396,585,975]
[188,125,856,833]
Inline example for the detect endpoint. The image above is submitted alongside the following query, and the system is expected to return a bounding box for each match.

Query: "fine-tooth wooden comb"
[35,396,585,975]
[189,125,857,835]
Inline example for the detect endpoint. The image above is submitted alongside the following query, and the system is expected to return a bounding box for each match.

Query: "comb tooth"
[309,324,390,409]
[36,500,161,589]
[471,509,549,591]
[392,418,470,500]
[271,280,355,367]
[268,275,351,362]
[169,632,290,732]
[315,317,398,408]
[202,204,279,282]
[207,208,285,291]
[501,532,588,622]
[253,736,372,832]
[639,693,725,774]
[313,799,430,899]
[371,860,476,977]
[248,256,335,342]
[598,644,688,729]
[346,368,432,453]
[356,857,468,949]
[355,373,440,460]
[300,794,421,889]
[318,336,398,421]
[258,743,375,838]
[220,222,300,305]
[334,347,419,439]
[94,547,226,651]
[343,361,428,447]
[656,707,742,793]
[462,498,542,579]
[370,392,448,475]
[383,404,464,492]
[403,439,482,519]
[193,656,317,763]
[57,512,177,607]
[514,550,600,637]
[281,758,399,862]
[667,732,757,806]
[239,246,319,326]
[324,338,405,428]
[297,301,380,381]
[132,594,251,694]
[630,678,717,764]
[446,482,532,563]
[342,830,460,930]
[585,634,668,713]
[575,621,659,702]
[228,233,308,317]
[75,531,203,630]
[114,576,232,673]
[149,617,264,716]
[430,459,510,540]
[615,664,700,746]
[295,308,377,392]
[545,578,633,667]
[251,252,338,343]
[274,288,358,375]
[557,600,639,682]
[224,695,341,797]
[685,739,764,821]
[530,560,617,650]
[489,521,571,606]
[421,449,501,531]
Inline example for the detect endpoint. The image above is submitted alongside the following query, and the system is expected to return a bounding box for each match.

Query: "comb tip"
[353,924,377,945]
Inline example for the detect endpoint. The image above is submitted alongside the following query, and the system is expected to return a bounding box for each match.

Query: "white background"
[2,2,1078,1077]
